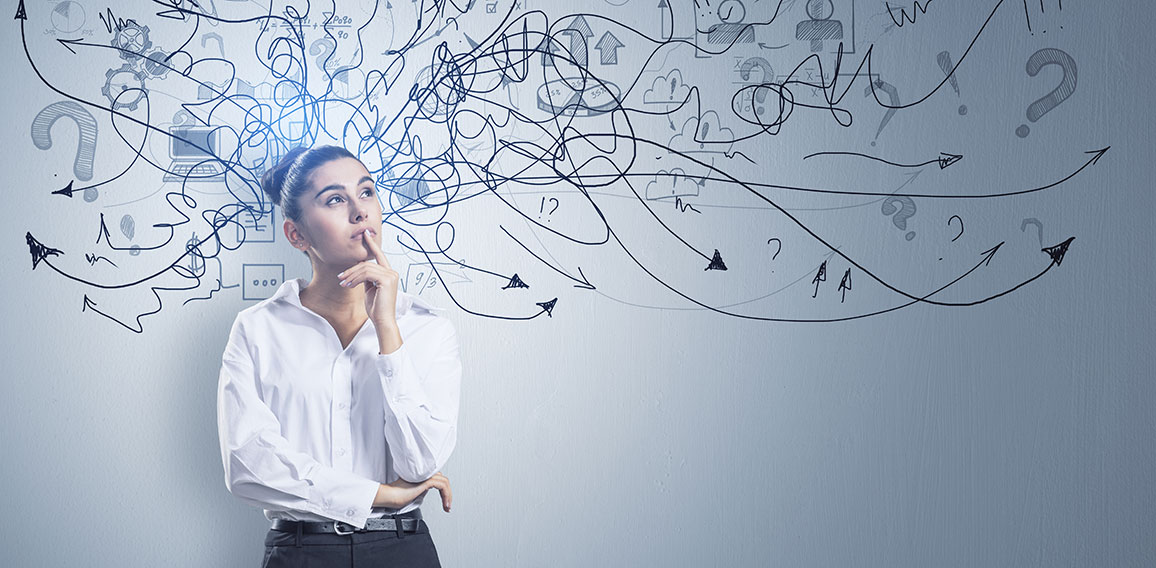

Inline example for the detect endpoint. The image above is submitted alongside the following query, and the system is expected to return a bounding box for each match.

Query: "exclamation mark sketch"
[936,51,967,116]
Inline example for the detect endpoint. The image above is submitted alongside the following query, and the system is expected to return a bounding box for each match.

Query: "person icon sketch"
[796,0,844,52]
[217,145,461,567]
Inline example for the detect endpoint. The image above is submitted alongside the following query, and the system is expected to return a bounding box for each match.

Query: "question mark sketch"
[310,37,338,73]
[201,33,225,58]
[172,108,196,127]
[881,196,916,240]
[1016,48,1076,138]
[540,196,559,219]
[766,238,782,260]
[947,215,964,241]
[1021,218,1044,247]
[739,57,774,117]
[864,79,899,146]
[31,101,98,181]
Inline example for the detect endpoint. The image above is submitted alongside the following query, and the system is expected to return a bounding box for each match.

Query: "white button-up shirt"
[217,277,461,529]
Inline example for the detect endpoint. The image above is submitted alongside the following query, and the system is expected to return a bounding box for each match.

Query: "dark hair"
[261,145,359,256]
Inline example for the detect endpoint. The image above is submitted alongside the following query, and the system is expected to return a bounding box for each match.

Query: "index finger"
[362,228,391,268]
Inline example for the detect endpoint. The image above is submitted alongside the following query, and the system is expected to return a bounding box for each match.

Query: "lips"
[352,227,377,239]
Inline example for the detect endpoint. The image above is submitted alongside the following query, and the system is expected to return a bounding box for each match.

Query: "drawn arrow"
[595,31,624,65]
[536,137,1109,200]
[500,225,595,289]
[802,151,963,169]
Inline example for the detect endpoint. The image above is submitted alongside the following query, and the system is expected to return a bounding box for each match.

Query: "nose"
[353,197,381,223]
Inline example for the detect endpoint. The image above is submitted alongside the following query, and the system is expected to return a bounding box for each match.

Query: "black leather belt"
[271,509,422,537]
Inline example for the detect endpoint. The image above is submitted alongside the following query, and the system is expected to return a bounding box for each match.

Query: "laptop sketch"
[164,126,225,182]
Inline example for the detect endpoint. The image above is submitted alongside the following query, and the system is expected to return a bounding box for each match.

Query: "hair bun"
[261,146,308,207]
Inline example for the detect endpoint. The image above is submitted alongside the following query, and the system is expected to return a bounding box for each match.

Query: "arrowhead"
[463,33,479,50]
[15,0,26,20]
[1043,236,1074,267]
[595,31,623,51]
[979,241,1004,267]
[537,298,557,317]
[503,273,529,289]
[569,15,593,38]
[1086,146,1109,166]
[57,37,84,54]
[658,0,668,7]
[52,179,76,197]
[83,294,97,310]
[26,231,63,270]
[573,266,596,289]
[937,152,963,169]
[705,249,727,270]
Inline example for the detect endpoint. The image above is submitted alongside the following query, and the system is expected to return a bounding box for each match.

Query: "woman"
[217,145,460,567]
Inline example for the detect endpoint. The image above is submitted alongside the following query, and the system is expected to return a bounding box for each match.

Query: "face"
[285,156,383,268]
[695,0,718,33]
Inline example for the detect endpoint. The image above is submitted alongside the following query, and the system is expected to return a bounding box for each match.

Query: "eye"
[326,195,343,205]
[361,188,374,197]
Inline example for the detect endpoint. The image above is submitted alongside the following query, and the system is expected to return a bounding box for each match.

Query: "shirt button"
[338,402,347,410]
[347,508,356,517]
[337,448,346,456]
[385,369,394,377]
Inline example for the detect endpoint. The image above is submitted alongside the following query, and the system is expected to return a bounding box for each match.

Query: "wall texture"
[1,0,1153,566]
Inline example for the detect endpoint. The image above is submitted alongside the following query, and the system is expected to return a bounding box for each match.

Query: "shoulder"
[397,293,457,343]
[228,296,279,332]
[225,289,302,352]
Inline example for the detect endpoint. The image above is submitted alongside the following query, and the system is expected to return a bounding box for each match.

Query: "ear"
[284,219,310,251]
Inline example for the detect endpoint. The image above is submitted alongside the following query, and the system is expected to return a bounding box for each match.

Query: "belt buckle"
[333,521,355,536]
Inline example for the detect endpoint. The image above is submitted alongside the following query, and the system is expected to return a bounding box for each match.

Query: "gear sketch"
[101,64,147,111]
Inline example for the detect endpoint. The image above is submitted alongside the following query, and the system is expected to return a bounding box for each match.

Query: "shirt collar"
[271,277,445,317]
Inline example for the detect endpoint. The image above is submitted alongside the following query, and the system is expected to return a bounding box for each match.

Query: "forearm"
[375,319,461,482]
[372,483,390,508]
[376,320,403,354]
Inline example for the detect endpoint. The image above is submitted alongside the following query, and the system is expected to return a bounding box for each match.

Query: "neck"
[301,263,367,320]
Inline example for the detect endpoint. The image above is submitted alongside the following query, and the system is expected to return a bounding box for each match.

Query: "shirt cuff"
[307,469,382,529]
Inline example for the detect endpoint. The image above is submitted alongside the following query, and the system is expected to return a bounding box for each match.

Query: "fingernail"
[340,280,348,287]
[338,271,345,277]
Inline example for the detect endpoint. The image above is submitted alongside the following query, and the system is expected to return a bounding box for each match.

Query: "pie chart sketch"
[52,1,86,34]
[536,78,621,117]
[333,67,366,100]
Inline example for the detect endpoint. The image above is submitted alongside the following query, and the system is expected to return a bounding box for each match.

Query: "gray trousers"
[261,520,442,567]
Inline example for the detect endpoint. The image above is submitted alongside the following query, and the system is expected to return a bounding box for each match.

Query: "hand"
[374,472,453,512]
[338,230,400,326]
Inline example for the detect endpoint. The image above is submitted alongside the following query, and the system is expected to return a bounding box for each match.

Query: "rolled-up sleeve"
[376,318,462,483]
[217,317,382,528]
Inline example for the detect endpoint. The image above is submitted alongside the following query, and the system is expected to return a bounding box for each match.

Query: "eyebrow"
[314,176,375,200]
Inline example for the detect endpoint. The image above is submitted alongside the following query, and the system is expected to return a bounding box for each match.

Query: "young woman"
[217,145,461,567]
